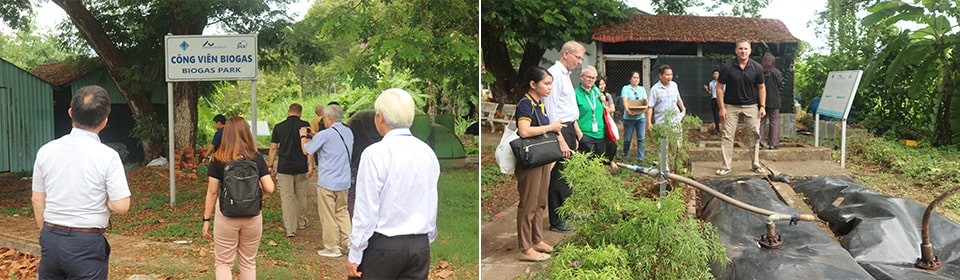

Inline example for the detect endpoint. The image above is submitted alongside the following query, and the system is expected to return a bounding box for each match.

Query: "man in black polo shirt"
[715,39,766,176]
[268,103,313,237]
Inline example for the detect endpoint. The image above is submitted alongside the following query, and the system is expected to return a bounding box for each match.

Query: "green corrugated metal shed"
[0,58,54,173]
[70,68,167,104]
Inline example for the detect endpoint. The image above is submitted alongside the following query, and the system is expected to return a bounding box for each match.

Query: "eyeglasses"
[565,51,583,61]
[581,75,597,80]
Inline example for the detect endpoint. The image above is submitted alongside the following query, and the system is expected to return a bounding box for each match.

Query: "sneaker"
[298,217,309,230]
[769,146,779,150]
[550,223,573,232]
[715,168,731,176]
[752,166,765,174]
[286,233,296,238]
[317,248,342,258]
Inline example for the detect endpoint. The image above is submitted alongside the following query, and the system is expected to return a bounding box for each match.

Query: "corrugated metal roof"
[593,13,800,44]
[30,62,88,87]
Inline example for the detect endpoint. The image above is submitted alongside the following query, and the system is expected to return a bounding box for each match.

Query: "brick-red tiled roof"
[30,62,87,86]
[593,13,799,44]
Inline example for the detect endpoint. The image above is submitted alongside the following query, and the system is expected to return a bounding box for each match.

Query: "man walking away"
[300,104,354,258]
[268,103,313,237]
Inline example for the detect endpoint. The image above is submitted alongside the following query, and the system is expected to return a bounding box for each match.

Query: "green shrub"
[554,153,727,279]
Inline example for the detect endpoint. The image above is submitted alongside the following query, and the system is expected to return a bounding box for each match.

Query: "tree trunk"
[174,82,199,149]
[481,23,516,105]
[935,52,955,146]
[517,41,547,99]
[54,0,163,163]
[168,0,207,151]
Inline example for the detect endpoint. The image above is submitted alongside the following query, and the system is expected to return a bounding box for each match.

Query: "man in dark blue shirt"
[204,114,226,160]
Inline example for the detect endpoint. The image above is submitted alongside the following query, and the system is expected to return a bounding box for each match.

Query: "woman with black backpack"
[201,116,276,280]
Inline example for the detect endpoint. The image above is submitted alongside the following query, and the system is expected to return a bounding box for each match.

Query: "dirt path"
[0,214,208,279]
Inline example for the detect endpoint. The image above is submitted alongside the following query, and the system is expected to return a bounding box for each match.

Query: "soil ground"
[0,165,470,280]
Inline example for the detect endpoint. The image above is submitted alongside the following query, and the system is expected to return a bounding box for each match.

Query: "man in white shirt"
[541,40,584,232]
[32,85,131,279]
[345,88,440,279]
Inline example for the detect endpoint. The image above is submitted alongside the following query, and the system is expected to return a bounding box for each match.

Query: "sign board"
[164,34,258,81]
[816,70,862,119]
[248,120,270,136]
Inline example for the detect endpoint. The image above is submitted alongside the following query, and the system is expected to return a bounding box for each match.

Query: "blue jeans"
[622,119,646,161]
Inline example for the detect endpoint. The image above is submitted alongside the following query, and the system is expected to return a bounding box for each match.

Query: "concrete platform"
[691,160,851,181]
[480,203,572,280]
[688,143,833,162]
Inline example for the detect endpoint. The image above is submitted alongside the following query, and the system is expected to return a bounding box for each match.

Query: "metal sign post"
[814,70,862,168]
[164,34,258,206]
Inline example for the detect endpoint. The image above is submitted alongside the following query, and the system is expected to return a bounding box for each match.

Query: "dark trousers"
[710,98,721,131]
[548,122,578,227]
[348,168,357,219]
[350,233,430,280]
[578,135,612,163]
[38,225,110,279]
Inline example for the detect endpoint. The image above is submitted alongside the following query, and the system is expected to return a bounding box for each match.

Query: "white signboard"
[816,70,862,119]
[248,120,270,136]
[164,34,258,81]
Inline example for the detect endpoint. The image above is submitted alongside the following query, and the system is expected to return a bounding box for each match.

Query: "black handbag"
[510,131,563,169]
[509,96,563,169]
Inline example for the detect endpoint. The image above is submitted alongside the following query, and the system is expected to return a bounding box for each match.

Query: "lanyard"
[582,86,597,120]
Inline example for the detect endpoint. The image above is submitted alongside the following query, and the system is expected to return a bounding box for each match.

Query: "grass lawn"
[432,166,480,279]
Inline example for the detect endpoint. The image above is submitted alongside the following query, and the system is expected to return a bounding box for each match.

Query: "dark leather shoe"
[550,223,573,232]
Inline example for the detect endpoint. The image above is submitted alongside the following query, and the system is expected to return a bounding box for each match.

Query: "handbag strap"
[524,93,546,127]
[330,125,351,160]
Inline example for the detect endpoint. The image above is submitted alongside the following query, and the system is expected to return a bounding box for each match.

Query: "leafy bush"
[847,133,960,183]
[554,153,727,279]
[647,111,701,176]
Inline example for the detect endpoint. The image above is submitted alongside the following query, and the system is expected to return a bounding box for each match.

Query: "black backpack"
[219,158,263,217]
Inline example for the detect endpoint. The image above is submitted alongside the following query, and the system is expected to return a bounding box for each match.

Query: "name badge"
[592,122,598,132]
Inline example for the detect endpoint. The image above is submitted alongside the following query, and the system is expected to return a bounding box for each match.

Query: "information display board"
[816,70,862,119]
[165,34,258,81]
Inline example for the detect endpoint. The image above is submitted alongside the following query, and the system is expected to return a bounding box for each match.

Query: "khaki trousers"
[720,104,761,169]
[277,173,311,234]
[516,162,552,251]
[318,187,351,251]
[213,213,262,280]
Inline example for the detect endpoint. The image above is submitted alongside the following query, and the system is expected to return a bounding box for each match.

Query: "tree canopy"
[282,0,478,121]
[481,0,630,104]
[0,0,294,162]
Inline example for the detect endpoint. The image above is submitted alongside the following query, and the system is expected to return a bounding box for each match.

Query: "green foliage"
[648,111,702,175]
[0,13,76,69]
[481,163,510,186]
[432,167,481,277]
[482,0,629,102]
[287,0,477,125]
[556,153,727,279]
[848,132,960,183]
[131,112,167,146]
[861,0,960,146]
[650,0,771,17]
